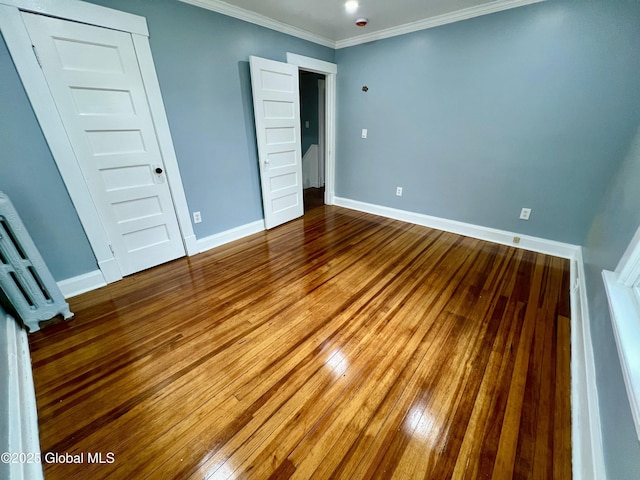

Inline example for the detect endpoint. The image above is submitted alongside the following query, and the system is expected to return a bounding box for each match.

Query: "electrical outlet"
[396,186,403,196]
[361,128,368,139]
[513,236,521,244]
[305,120,310,128]
[193,211,202,224]
[519,208,531,220]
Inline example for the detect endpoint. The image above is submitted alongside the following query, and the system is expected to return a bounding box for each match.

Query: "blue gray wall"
[86,0,334,237]
[6,0,638,278]
[583,125,640,479]
[334,6,640,475]
[2,0,640,476]
[0,37,97,280]
[0,0,334,280]
[335,0,640,245]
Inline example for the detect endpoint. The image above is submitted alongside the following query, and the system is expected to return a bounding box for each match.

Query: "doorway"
[299,71,326,213]
[286,53,337,208]
[250,53,336,230]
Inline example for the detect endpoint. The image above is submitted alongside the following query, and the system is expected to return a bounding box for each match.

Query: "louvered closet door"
[22,12,184,276]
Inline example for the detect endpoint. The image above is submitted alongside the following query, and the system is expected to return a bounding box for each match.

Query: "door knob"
[155,167,163,174]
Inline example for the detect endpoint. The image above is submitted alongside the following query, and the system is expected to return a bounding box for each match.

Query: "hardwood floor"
[304,187,325,212]
[29,206,572,479]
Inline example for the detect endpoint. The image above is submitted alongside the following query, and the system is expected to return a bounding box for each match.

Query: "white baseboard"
[57,270,106,299]
[333,197,581,260]
[1,310,43,480]
[56,221,266,298]
[197,220,265,253]
[571,252,607,480]
[97,256,122,284]
[183,234,199,256]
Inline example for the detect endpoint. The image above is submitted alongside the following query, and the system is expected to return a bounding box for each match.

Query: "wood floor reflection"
[29,205,572,479]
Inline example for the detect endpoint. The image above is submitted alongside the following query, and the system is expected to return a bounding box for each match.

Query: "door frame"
[0,0,198,284]
[317,78,326,187]
[286,53,337,205]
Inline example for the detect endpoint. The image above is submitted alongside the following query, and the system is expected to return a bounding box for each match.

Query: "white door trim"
[131,34,198,256]
[0,0,197,284]
[286,53,337,205]
[0,0,148,35]
[317,78,326,187]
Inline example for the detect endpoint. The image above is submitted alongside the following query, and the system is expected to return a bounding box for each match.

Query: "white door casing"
[318,78,326,187]
[0,0,197,287]
[22,12,184,277]
[285,53,337,206]
[249,56,304,230]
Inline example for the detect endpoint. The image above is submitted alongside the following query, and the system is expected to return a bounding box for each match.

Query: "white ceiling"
[180,0,544,48]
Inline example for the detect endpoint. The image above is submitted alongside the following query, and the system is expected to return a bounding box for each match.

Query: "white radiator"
[0,192,72,332]
[0,306,44,480]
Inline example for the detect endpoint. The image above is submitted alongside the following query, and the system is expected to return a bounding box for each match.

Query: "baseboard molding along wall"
[333,197,580,259]
[57,270,106,299]
[571,251,607,479]
[197,220,265,253]
[56,220,266,298]
[53,199,606,478]
[1,309,43,480]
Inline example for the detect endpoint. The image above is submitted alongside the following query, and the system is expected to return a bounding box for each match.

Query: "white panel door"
[22,12,184,276]
[249,56,303,229]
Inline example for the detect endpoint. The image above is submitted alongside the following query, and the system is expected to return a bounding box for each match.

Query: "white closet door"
[22,12,184,276]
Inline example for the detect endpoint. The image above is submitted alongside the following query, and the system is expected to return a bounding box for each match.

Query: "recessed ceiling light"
[345,1,358,14]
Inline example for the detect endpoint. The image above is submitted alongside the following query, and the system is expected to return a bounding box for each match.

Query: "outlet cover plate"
[520,208,531,220]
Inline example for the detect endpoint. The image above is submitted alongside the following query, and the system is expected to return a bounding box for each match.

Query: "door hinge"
[31,45,42,68]
[108,244,115,256]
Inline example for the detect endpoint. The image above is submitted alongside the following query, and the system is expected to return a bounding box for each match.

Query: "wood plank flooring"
[304,187,325,212]
[28,206,572,479]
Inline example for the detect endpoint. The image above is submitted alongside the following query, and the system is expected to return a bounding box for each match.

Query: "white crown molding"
[179,0,543,50]
[178,0,335,48]
[335,0,546,48]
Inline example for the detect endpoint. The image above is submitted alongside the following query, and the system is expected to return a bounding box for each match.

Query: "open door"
[249,56,303,229]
